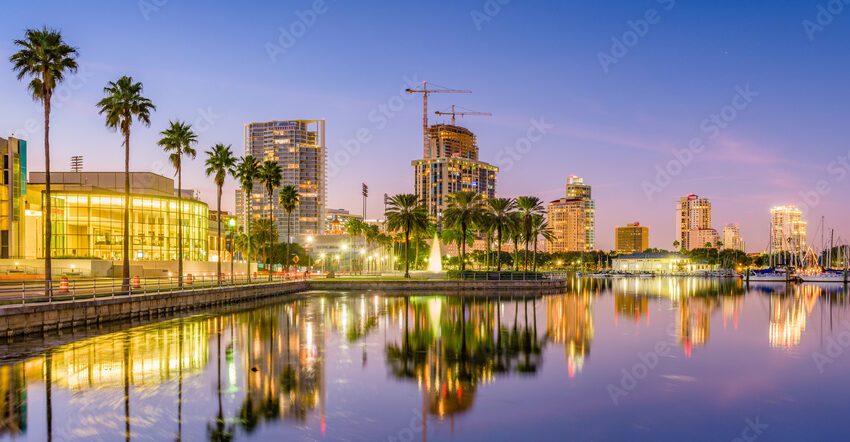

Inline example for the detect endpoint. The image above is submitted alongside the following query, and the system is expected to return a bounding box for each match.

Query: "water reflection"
[0,279,848,440]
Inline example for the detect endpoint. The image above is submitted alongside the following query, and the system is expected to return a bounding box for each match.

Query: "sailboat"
[749,221,793,282]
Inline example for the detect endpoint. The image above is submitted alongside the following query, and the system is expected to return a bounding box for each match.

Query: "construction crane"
[405,81,471,157]
[434,105,492,126]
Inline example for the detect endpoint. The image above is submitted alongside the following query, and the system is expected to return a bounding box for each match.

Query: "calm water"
[1,278,850,441]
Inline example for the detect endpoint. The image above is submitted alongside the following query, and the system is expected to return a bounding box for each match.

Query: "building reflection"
[546,294,593,378]
[767,285,821,349]
[0,364,26,438]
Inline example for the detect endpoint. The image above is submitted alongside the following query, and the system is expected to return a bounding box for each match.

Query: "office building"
[676,194,715,250]
[615,222,649,254]
[770,205,806,253]
[242,120,326,241]
[0,137,26,258]
[413,124,498,220]
[546,198,586,252]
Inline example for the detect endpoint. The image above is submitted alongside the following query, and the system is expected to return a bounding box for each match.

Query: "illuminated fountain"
[428,232,443,273]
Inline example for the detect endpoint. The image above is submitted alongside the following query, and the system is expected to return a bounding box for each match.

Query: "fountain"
[428,232,443,273]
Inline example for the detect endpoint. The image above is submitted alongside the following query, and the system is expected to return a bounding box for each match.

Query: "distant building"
[412,124,497,221]
[611,252,717,274]
[0,137,26,258]
[208,210,237,263]
[546,198,586,253]
[770,205,806,253]
[723,223,743,251]
[615,222,649,254]
[676,194,714,250]
[241,120,326,242]
[565,176,595,250]
[324,208,362,235]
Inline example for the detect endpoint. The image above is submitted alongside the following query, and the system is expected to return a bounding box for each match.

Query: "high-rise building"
[242,120,326,241]
[0,137,26,258]
[412,124,497,220]
[565,176,595,250]
[770,205,806,253]
[676,194,715,250]
[615,222,649,254]
[546,198,586,252]
[723,223,743,251]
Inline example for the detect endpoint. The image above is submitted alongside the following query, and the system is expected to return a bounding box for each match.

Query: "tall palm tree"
[515,196,544,271]
[257,160,282,280]
[385,194,429,278]
[96,76,155,292]
[10,27,78,292]
[234,155,260,282]
[486,198,516,272]
[205,144,236,285]
[344,218,364,273]
[529,214,555,272]
[443,192,483,272]
[278,185,299,273]
[509,212,524,271]
[158,121,197,288]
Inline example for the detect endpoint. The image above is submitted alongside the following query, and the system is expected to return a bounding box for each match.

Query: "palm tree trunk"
[496,227,503,272]
[286,211,291,273]
[122,130,131,293]
[43,98,52,295]
[216,185,222,286]
[460,222,467,272]
[533,236,538,272]
[404,229,410,278]
[245,189,252,282]
[267,190,273,282]
[177,161,183,289]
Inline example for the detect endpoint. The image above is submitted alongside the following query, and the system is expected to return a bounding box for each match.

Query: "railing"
[0,273,311,306]
[447,271,566,281]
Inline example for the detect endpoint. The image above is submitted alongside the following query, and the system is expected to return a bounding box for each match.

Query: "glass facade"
[44,191,208,261]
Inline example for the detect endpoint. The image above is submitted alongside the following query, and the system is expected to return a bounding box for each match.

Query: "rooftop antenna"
[71,156,83,172]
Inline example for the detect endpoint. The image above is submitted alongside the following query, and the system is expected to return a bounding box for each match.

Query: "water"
[1,277,849,441]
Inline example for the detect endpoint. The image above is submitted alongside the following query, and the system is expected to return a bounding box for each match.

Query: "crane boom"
[435,104,492,125]
[405,81,471,157]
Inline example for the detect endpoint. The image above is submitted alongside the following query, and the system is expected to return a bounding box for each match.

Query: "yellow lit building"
[546,198,586,252]
[25,172,209,261]
[611,252,717,274]
[0,137,26,258]
[566,176,595,250]
[770,205,806,254]
[676,194,715,250]
[615,222,649,254]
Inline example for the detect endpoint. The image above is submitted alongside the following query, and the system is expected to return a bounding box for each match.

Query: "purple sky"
[1,0,849,251]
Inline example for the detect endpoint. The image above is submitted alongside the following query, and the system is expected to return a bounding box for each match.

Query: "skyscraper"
[565,176,595,251]
[676,194,717,250]
[770,205,806,253]
[412,124,497,220]
[615,222,649,254]
[723,223,743,251]
[0,137,26,259]
[241,120,326,241]
[546,198,586,252]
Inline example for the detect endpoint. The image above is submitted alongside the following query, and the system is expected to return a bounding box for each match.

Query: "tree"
[251,219,278,266]
[205,144,236,285]
[486,198,516,271]
[158,121,197,288]
[385,194,429,278]
[234,155,260,282]
[278,185,299,272]
[508,212,524,271]
[257,161,282,280]
[96,76,155,292]
[10,27,78,293]
[443,192,483,272]
[529,214,555,272]
[515,196,544,271]
[673,240,680,252]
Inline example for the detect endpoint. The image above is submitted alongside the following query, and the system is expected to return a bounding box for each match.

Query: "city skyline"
[1,1,849,251]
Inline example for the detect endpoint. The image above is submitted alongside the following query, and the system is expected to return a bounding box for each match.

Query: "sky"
[1,0,849,251]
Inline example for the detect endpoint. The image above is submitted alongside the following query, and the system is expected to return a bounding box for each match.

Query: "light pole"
[228,217,236,284]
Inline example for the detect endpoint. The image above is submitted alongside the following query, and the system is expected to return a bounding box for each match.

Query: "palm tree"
[10,27,78,292]
[97,76,155,292]
[257,161,282,280]
[205,144,236,285]
[509,212,524,271]
[158,121,197,288]
[344,218,364,273]
[385,194,429,278]
[673,240,680,252]
[443,192,483,272]
[529,214,555,272]
[234,155,260,282]
[486,198,516,272]
[278,185,299,273]
[516,196,544,271]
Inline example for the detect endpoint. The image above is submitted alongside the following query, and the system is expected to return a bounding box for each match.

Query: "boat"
[799,269,847,283]
[748,268,792,282]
